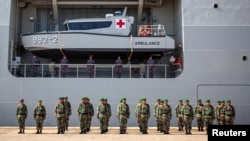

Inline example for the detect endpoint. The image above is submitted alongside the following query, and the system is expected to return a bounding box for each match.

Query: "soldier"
[175,99,184,131]
[181,99,194,135]
[97,98,111,134]
[153,98,161,131]
[138,98,150,134]
[31,55,40,77]
[54,97,68,134]
[114,56,123,78]
[202,99,215,133]
[77,97,89,134]
[33,100,46,134]
[135,99,143,132]
[214,100,221,125]
[16,99,28,134]
[87,55,95,78]
[224,100,235,125]
[217,100,225,125]
[64,97,72,131]
[116,98,130,134]
[161,99,172,134]
[60,55,68,77]
[147,56,155,78]
[86,97,94,132]
[194,99,204,131]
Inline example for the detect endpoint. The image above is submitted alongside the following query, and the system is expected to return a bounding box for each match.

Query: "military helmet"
[206,99,210,102]
[100,98,104,101]
[197,99,202,102]
[217,100,221,103]
[20,99,24,102]
[81,97,87,100]
[221,100,225,103]
[185,99,189,102]
[227,100,231,103]
[178,99,183,102]
[59,97,64,100]
[157,98,161,101]
[38,100,42,102]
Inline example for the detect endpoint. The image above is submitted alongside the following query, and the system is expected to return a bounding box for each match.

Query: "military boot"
[80,128,84,134]
[36,129,39,134]
[201,127,204,131]
[185,129,188,134]
[157,125,160,131]
[22,129,25,134]
[40,129,42,134]
[188,130,192,134]
[178,127,181,131]
[18,129,22,134]
[198,127,200,131]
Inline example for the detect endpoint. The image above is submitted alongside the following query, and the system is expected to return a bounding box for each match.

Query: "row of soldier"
[15,97,235,135]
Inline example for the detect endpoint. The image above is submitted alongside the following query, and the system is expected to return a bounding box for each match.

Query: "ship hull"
[21,32,174,58]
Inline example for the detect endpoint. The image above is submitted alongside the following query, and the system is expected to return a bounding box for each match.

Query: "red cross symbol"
[116,19,125,28]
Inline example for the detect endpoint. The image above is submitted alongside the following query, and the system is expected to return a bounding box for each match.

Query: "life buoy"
[139,25,151,37]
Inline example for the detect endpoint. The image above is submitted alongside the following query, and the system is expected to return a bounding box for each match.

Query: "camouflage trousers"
[225,116,234,125]
[17,115,26,130]
[119,115,128,130]
[86,116,92,129]
[35,116,44,130]
[196,117,204,129]
[57,117,65,131]
[183,116,193,130]
[139,116,149,130]
[162,116,171,132]
[156,116,163,131]
[64,116,69,129]
[204,118,213,130]
[99,116,109,131]
[177,116,184,129]
[79,115,87,129]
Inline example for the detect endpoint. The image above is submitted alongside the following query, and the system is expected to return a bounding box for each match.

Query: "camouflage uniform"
[135,99,142,132]
[115,56,123,78]
[161,99,172,134]
[138,98,150,134]
[117,98,130,134]
[77,97,89,134]
[86,97,94,132]
[175,99,184,131]
[194,99,204,131]
[147,56,155,78]
[217,100,225,125]
[87,55,95,78]
[31,55,40,77]
[97,98,111,134]
[60,56,68,77]
[55,97,68,134]
[153,99,161,131]
[33,100,46,134]
[202,99,215,132]
[16,99,28,134]
[181,99,194,134]
[64,97,72,131]
[214,100,221,125]
[224,100,235,125]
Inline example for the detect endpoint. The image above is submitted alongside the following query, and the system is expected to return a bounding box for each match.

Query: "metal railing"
[9,64,182,78]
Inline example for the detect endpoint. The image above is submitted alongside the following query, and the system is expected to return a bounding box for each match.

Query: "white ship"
[0,0,250,128]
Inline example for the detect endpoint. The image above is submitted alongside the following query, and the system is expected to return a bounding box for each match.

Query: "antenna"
[122,7,127,17]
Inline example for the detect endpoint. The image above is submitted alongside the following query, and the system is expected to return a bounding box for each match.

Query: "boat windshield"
[68,21,112,30]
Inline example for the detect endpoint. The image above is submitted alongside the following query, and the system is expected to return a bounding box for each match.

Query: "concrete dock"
[0,127,207,141]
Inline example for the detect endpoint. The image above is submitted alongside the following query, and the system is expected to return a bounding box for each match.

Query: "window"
[68,21,112,30]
